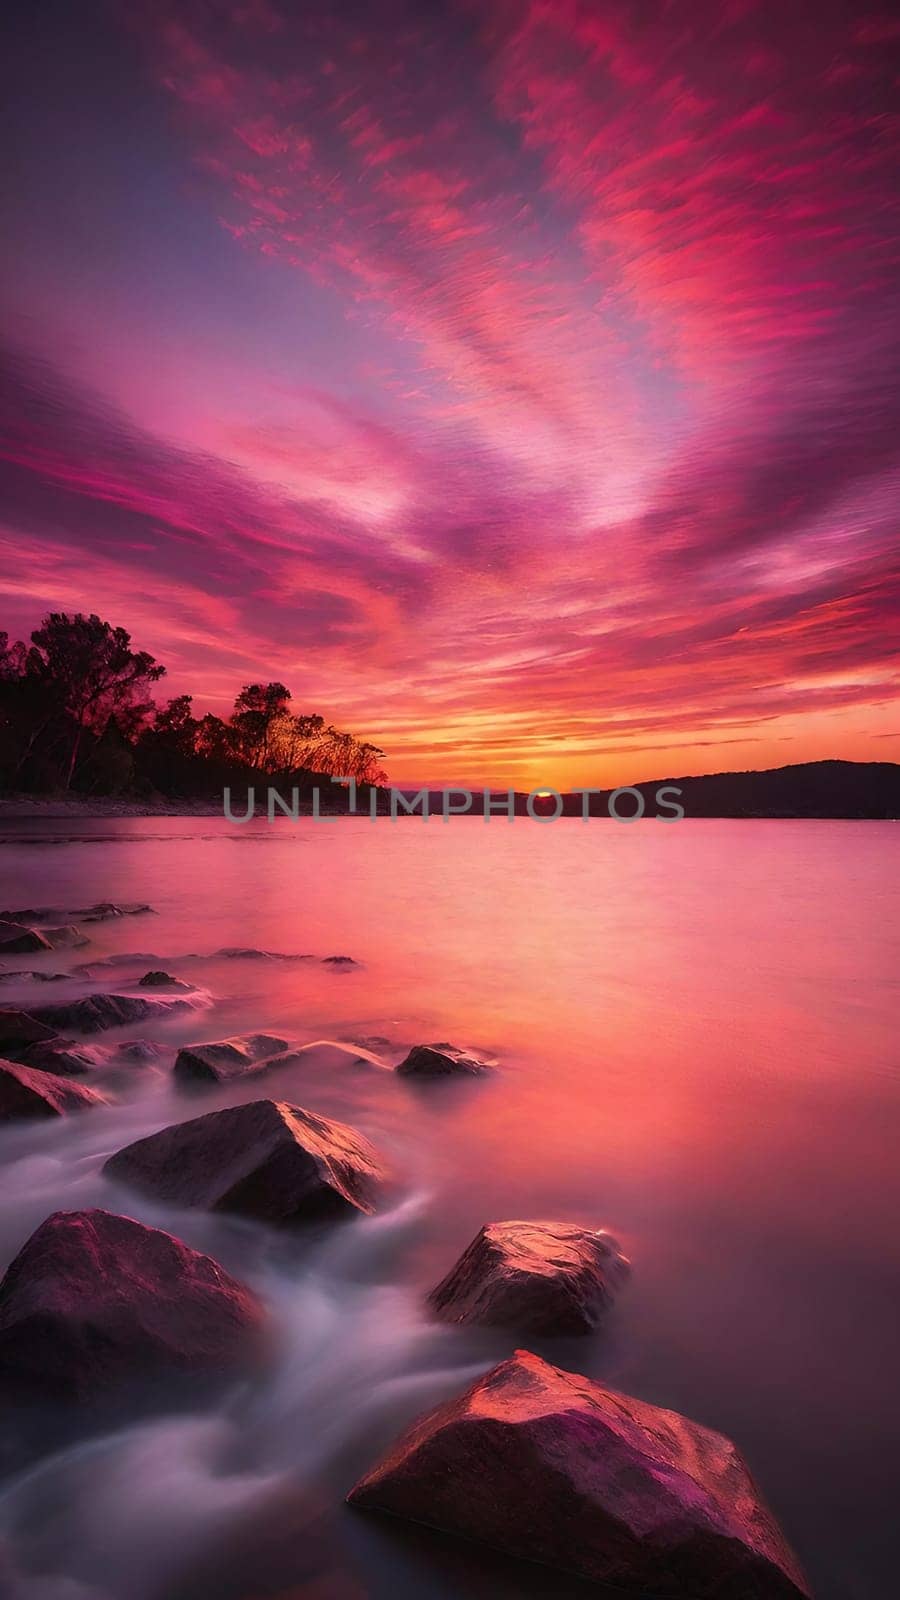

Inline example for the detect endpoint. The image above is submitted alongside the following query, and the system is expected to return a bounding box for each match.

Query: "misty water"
[0,816,898,1600]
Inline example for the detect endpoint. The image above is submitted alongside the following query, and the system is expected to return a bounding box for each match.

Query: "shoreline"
[0,796,227,818]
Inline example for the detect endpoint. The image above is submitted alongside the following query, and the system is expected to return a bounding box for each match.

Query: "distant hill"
[599,759,900,819]
[400,761,900,820]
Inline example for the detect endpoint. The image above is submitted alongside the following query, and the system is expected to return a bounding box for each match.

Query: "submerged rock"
[0,1209,266,1409]
[105,1098,388,1220]
[0,1008,58,1052]
[0,969,69,983]
[138,969,193,990]
[173,1032,291,1086]
[73,952,159,974]
[348,1349,811,1598]
[32,993,188,1034]
[396,1043,492,1077]
[213,947,313,962]
[0,922,51,955]
[1,902,153,924]
[41,925,89,950]
[429,1221,629,1335]
[115,1038,167,1064]
[0,1058,108,1119]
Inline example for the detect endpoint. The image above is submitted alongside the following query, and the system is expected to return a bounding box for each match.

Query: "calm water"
[0,817,898,1600]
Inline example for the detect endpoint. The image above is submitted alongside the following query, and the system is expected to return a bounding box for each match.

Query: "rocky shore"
[0,897,814,1597]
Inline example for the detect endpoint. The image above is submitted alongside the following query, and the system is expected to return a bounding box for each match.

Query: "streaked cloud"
[2,0,898,784]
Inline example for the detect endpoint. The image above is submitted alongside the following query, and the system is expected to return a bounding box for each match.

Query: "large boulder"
[0,1058,108,1120]
[0,1008,58,1053]
[0,1209,266,1409]
[32,993,188,1034]
[429,1221,629,1335]
[348,1350,811,1598]
[0,921,51,955]
[104,1099,388,1220]
[138,969,194,990]
[396,1043,492,1078]
[173,1032,291,1085]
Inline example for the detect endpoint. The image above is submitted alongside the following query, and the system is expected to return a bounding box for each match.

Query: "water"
[0,817,898,1600]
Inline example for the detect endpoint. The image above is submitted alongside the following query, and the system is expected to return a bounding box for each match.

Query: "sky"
[2,0,899,789]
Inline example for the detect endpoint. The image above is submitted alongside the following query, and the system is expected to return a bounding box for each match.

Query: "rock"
[0,921,51,955]
[0,969,69,983]
[32,993,188,1034]
[348,1349,811,1598]
[138,969,194,990]
[1,902,153,924]
[322,955,359,966]
[429,1221,629,1335]
[82,900,153,921]
[213,947,312,962]
[0,1008,59,1053]
[41,925,89,950]
[116,1038,166,1064]
[16,1038,109,1076]
[73,951,159,973]
[104,1099,388,1220]
[0,1209,266,1410]
[396,1043,492,1077]
[173,1032,291,1085]
[0,1058,108,1119]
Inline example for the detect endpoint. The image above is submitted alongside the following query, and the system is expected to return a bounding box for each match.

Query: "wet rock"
[31,992,188,1034]
[0,922,51,955]
[83,900,154,921]
[15,1038,109,1076]
[138,969,193,990]
[2,902,153,924]
[300,1039,389,1072]
[0,1058,108,1119]
[41,925,89,950]
[348,1348,811,1598]
[322,955,359,967]
[73,951,160,974]
[105,1098,388,1220]
[173,1032,291,1086]
[213,947,313,962]
[0,1008,59,1053]
[396,1043,492,1077]
[429,1221,629,1335]
[116,1038,167,1064]
[0,1209,266,1409]
[0,969,69,983]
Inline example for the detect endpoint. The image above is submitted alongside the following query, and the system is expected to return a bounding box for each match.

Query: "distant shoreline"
[0,796,226,818]
[1,759,898,820]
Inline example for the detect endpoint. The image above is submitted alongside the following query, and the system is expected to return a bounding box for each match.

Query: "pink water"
[0,817,898,1599]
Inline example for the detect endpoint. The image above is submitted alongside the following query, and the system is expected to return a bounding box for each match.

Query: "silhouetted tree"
[0,612,388,799]
[28,613,165,790]
[149,694,200,757]
[229,682,292,770]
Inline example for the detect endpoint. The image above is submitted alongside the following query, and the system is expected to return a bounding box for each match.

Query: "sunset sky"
[2,0,899,788]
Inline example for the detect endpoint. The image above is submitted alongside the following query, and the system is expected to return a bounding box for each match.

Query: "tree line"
[0,613,387,798]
